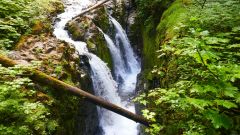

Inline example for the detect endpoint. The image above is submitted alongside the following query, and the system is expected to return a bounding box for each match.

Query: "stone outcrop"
[66,7,113,69]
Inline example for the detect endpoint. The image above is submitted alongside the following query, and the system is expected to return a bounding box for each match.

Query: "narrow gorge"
[1,0,239,134]
[54,0,141,134]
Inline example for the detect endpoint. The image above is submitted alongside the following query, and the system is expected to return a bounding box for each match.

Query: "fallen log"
[72,0,110,20]
[0,55,150,126]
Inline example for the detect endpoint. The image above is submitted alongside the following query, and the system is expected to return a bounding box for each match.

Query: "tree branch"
[0,55,150,126]
[72,0,110,21]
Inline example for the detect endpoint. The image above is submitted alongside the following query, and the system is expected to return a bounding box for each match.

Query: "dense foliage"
[0,64,58,135]
[135,0,240,134]
[0,0,66,134]
[0,0,62,50]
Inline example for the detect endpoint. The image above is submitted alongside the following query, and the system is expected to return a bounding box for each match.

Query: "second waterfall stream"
[53,0,141,134]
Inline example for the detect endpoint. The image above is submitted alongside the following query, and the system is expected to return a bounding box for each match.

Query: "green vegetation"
[136,0,171,31]
[0,0,82,135]
[135,0,174,70]
[142,28,158,70]
[0,61,80,135]
[0,0,63,50]
[135,0,240,134]
[0,64,58,135]
[1,0,240,134]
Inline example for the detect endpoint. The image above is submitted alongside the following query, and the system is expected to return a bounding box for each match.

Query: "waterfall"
[98,17,141,134]
[53,0,140,135]
[108,16,141,95]
[109,16,140,73]
[98,28,127,83]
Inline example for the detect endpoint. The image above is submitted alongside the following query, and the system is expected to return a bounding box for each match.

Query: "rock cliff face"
[124,0,176,133]
[130,0,175,92]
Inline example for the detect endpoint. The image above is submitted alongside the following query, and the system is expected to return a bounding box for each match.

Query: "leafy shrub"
[0,0,62,50]
[189,0,240,32]
[136,26,240,134]
[0,65,58,135]
[136,0,240,134]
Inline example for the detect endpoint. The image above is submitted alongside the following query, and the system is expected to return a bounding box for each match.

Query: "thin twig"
[196,45,219,80]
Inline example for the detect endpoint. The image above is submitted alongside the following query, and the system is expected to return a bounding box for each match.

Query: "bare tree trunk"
[0,55,150,126]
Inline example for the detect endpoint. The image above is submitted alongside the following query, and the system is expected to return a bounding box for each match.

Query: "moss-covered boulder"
[65,7,113,69]
[111,0,127,27]
[66,16,92,41]
[91,7,111,33]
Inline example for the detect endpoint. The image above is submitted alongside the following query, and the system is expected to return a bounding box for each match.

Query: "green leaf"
[236,93,240,103]
[140,100,148,106]
[214,100,238,109]
[186,98,213,110]
[204,110,232,129]
[232,26,240,32]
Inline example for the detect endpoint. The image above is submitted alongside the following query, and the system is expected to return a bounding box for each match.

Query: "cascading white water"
[98,28,127,83]
[110,16,140,72]
[53,0,140,135]
[109,16,141,95]
[99,16,141,134]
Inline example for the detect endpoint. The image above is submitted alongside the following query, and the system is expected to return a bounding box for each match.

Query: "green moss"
[87,35,113,69]
[142,27,158,70]
[67,22,85,41]
[86,40,96,51]
[92,7,110,32]
[156,0,189,44]
[140,0,191,71]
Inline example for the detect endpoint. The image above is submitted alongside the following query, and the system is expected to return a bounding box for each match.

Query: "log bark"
[0,55,150,126]
[72,0,110,20]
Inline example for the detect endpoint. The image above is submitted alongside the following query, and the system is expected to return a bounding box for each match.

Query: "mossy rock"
[142,27,159,70]
[87,33,113,69]
[86,40,97,52]
[92,7,111,32]
[111,0,127,27]
[156,0,189,44]
[49,0,65,15]
[66,20,86,41]
[139,0,189,71]
[66,10,113,70]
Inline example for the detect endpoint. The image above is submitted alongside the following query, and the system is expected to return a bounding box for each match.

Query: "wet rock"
[65,7,113,69]
[15,60,30,65]
[66,16,95,41]
[57,43,65,53]
[8,51,22,60]
[45,46,56,54]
